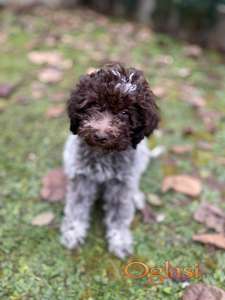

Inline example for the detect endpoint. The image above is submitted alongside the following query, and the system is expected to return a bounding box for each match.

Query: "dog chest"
[76,148,135,183]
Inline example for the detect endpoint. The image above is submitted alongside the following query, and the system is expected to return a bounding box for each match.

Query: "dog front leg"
[60,175,97,250]
[103,180,135,259]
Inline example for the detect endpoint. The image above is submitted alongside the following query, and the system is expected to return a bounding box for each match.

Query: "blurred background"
[1,0,225,50]
[0,1,225,299]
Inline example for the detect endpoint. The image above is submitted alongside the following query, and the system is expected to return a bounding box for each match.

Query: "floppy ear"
[69,118,79,135]
[143,89,160,137]
[67,90,80,135]
[131,89,160,148]
[131,127,145,149]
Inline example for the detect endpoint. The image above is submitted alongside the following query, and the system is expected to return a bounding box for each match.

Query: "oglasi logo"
[123,259,202,286]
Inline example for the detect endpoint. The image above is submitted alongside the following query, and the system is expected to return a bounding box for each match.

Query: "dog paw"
[107,228,133,259]
[60,219,87,250]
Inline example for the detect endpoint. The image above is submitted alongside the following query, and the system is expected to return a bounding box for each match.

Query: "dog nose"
[94,132,108,142]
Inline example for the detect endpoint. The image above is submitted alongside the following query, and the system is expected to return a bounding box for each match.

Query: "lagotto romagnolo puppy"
[61,63,162,259]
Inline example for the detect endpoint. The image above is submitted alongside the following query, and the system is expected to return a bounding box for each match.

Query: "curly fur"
[61,63,160,259]
[67,63,159,149]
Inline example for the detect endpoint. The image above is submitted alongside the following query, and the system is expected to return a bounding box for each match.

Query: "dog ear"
[131,90,160,148]
[67,91,80,135]
[131,127,145,149]
[143,90,160,137]
[69,118,79,135]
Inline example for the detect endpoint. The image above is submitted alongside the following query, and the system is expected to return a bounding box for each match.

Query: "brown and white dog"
[61,63,162,258]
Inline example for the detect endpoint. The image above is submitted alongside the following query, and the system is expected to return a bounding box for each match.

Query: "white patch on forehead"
[111,68,137,94]
[115,82,137,93]
[129,72,135,81]
[111,69,121,78]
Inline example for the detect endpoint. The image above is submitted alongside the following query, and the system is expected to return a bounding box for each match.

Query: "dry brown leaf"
[197,108,222,133]
[193,233,225,249]
[86,67,98,75]
[46,106,65,118]
[216,157,225,166]
[28,51,72,69]
[155,55,174,66]
[194,202,225,233]
[152,86,166,98]
[51,92,66,102]
[41,168,67,202]
[182,283,225,300]
[171,145,193,154]
[38,68,63,83]
[31,211,55,226]
[205,177,225,193]
[136,27,152,42]
[31,81,47,100]
[162,175,202,197]
[183,45,202,59]
[0,83,15,98]
[187,96,206,108]
[197,141,212,151]
[177,68,191,78]
[181,85,206,108]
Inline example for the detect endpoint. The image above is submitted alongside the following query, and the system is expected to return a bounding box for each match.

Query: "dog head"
[67,63,160,151]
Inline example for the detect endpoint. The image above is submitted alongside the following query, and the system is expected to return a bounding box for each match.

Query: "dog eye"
[121,111,128,116]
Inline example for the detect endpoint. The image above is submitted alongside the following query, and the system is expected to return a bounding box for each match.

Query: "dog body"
[61,64,160,258]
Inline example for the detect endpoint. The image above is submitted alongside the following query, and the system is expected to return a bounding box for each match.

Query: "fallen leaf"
[147,193,162,206]
[197,141,212,151]
[8,2,39,14]
[162,175,202,197]
[0,83,15,98]
[216,157,225,166]
[194,202,225,233]
[41,168,67,202]
[181,85,206,108]
[205,177,225,193]
[140,204,156,223]
[31,211,55,226]
[177,68,191,78]
[187,96,206,108]
[38,68,63,83]
[136,27,152,42]
[197,108,222,133]
[0,32,7,44]
[171,145,193,154]
[51,92,66,102]
[193,233,225,249]
[86,67,98,74]
[46,106,65,118]
[182,284,225,300]
[155,55,174,66]
[31,81,46,100]
[28,51,72,69]
[152,86,166,98]
[183,45,202,58]
[182,127,195,136]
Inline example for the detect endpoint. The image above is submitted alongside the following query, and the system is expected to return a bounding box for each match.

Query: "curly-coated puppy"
[61,63,161,259]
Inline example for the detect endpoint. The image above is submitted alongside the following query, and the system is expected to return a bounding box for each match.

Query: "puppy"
[61,63,160,259]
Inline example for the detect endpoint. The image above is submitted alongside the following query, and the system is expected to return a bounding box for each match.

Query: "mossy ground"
[0,7,225,300]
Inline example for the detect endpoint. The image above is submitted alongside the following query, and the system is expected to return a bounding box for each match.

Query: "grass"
[0,6,225,300]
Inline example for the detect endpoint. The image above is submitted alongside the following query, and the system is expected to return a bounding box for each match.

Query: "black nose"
[94,132,108,142]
